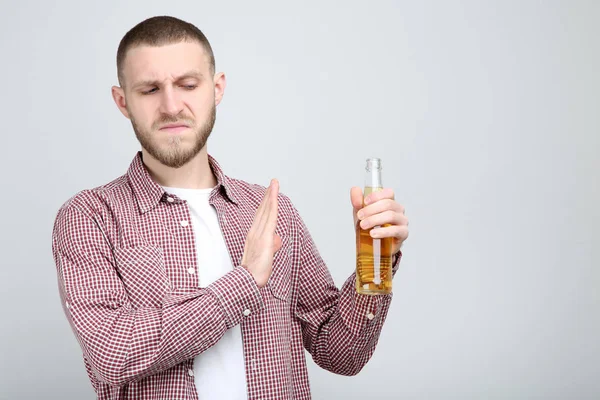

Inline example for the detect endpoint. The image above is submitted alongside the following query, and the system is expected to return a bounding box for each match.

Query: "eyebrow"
[130,70,205,90]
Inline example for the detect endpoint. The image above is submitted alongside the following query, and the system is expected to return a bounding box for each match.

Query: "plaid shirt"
[51,152,401,400]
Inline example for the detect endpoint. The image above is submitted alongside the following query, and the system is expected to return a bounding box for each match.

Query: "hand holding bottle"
[352,186,409,255]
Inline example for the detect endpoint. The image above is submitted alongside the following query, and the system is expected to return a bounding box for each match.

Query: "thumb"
[350,186,364,212]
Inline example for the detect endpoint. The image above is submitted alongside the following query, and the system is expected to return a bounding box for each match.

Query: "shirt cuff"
[351,250,401,334]
[339,274,393,337]
[206,266,264,329]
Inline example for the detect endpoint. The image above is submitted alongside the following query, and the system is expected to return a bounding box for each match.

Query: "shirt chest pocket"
[267,235,293,302]
[113,245,171,308]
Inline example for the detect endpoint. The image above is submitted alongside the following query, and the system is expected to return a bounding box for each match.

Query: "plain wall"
[0,0,598,399]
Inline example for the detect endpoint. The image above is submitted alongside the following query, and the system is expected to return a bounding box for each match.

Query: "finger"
[253,180,272,234]
[264,179,279,233]
[369,224,409,242]
[364,187,395,205]
[350,187,364,212]
[358,199,405,220]
[258,178,277,236]
[359,210,407,230]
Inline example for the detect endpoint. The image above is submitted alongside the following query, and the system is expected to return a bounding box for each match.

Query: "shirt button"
[221,214,227,225]
[187,268,195,275]
[65,302,70,309]
[188,369,194,377]
[167,197,174,203]
[243,309,251,316]
[180,220,189,227]
[366,312,375,320]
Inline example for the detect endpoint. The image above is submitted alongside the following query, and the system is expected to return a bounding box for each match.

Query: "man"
[51,15,409,400]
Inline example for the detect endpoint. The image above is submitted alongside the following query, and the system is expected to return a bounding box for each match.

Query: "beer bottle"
[356,158,393,295]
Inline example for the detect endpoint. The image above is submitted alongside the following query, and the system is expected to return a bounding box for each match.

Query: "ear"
[111,85,130,119]
[213,72,227,106]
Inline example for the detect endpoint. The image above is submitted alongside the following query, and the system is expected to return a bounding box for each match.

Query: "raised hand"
[241,179,282,287]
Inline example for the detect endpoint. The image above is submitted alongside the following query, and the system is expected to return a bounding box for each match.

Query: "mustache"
[153,114,195,129]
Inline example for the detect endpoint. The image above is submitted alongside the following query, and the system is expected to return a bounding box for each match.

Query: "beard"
[129,103,216,168]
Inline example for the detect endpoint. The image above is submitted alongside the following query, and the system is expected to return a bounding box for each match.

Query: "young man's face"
[112,40,225,168]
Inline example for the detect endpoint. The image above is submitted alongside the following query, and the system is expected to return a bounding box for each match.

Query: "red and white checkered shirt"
[51,152,401,400]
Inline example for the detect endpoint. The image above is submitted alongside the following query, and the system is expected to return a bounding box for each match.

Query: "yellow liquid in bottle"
[356,187,393,295]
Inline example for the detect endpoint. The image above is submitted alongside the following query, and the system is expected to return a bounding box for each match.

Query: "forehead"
[123,41,210,83]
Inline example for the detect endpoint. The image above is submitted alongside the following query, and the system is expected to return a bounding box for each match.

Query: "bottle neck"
[364,158,383,194]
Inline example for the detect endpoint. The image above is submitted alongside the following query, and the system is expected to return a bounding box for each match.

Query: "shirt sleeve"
[51,203,263,387]
[293,206,402,376]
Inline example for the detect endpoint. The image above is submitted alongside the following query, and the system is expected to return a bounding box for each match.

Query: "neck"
[141,147,218,189]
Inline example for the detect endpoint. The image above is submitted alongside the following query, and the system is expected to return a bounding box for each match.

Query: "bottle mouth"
[365,158,382,170]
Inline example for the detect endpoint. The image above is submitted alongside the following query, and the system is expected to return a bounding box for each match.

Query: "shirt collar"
[127,151,239,214]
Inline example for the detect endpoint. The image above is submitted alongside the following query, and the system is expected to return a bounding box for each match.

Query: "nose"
[159,86,183,116]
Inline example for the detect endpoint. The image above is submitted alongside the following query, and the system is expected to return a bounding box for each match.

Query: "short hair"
[116,16,215,87]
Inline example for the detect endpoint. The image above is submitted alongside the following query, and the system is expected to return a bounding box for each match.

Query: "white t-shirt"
[161,186,247,400]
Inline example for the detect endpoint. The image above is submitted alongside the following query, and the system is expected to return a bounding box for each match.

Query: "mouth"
[159,124,190,134]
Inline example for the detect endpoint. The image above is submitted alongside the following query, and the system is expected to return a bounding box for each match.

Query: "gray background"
[1,0,598,399]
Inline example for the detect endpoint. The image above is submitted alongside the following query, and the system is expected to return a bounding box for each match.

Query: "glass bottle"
[356,158,393,295]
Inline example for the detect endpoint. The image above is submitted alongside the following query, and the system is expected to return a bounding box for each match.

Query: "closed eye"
[141,87,158,95]
[140,85,197,95]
